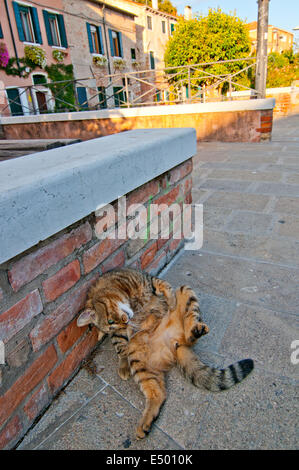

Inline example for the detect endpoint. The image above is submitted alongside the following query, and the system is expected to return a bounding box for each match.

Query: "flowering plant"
[52,49,67,63]
[92,55,108,67]
[24,45,47,68]
[113,58,126,70]
[0,43,9,68]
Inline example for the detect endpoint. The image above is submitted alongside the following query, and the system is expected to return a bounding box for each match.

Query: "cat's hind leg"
[136,373,166,439]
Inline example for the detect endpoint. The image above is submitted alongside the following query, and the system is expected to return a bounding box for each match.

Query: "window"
[32,74,47,85]
[162,21,166,34]
[12,2,42,44]
[108,29,123,57]
[170,23,175,35]
[0,23,4,39]
[147,16,152,30]
[97,87,107,109]
[86,23,103,54]
[149,51,155,70]
[131,48,136,60]
[43,10,68,48]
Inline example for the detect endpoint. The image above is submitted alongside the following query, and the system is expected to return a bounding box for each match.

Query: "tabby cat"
[77,268,254,439]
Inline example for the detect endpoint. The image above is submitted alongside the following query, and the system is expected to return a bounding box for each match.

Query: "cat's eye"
[108,319,114,325]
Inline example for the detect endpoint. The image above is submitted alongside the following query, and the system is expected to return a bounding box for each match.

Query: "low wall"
[231,86,299,116]
[0,99,275,143]
[0,128,196,449]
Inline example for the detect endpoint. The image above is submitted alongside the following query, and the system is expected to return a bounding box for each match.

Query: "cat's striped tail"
[177,346,254,392]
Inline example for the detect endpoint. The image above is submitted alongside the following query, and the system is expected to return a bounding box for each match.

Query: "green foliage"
[45,63,76,112]
[164,8,251,93]
[131,0,177,15]
[24,45,47,68]
[266,51,299,87]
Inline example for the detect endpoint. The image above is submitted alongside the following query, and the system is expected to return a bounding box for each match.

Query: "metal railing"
[0,57,258,117]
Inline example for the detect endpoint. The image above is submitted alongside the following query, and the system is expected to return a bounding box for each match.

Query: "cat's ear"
[77,308,96,327]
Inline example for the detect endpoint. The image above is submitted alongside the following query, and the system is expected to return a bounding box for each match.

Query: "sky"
[174,0,299,34]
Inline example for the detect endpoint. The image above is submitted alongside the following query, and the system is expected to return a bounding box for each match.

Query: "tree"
[266,51,299,87]
[131,0,177,16]
[164,8,251,94]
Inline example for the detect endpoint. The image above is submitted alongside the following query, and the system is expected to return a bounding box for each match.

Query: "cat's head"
[77,289,134,337]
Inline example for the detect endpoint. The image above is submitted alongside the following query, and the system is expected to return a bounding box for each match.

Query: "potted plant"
[113,58,126,71]
[0,42,9,68]
[92,55,108,67]
[52,49,67,63]
[24,45,47,69]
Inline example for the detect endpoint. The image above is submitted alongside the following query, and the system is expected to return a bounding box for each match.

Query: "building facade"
[0,0,178,116]
[247,22,294,54]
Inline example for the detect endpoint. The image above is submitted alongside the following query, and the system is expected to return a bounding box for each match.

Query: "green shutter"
[31,7,42,44]
[108,29,114,56]
[0,23,3,39]
[12,1,25,42]
[42,10,53,46]
[6,88,24,116]
[77,87,88,109]
[86,23,93,52]
[57,14,67,48]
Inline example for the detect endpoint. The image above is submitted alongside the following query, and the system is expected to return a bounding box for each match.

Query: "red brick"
[24,383,49,421]
[0,289,43,344]
[0,345,57,427]
[261,116,272,122]
[57,318,88,354]
[144,249,168,274]
[42,260,81,302]
[47,328,98,394]
[184,191,192,204]
[154,185,180,207]
[256,127,272,134]
[30,275,98,352]
[0,415,22,450]
[168,160,193,185]
[127,179,159,207]
[8,222,92,292]
[83,237,126,274]
[183,177,192,195]
[169,237,182,252]
[140,242,157,270]
[260,121,272,129]
[101,249,125,274]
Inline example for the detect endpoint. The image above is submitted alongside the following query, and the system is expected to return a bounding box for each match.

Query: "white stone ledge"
[0,128,196,264]
[0,98,276,125]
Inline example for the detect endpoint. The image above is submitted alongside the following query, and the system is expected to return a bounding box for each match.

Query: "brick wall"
[0,158,192,449]
[2,108,274,143]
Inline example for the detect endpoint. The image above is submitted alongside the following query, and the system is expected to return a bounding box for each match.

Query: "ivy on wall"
[45,63,76,112]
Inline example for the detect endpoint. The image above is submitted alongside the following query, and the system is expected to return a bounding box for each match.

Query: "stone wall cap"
[0,99,276,125]
[0,128,196,264]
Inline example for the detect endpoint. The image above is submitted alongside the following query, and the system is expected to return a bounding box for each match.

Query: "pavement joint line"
[203,225,299,242]
[199,248,299,272]
[95,375,185,450]
[32,383,109,450]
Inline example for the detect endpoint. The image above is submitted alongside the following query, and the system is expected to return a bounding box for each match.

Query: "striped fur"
[77,270,254,439]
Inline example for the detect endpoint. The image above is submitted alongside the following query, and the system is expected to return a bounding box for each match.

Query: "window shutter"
[97,25,104,55]
[86,23,93,53]
[42,10,53,46]
[12,2,25,42]
[57,14,68,48]
[31,7,42,44]
[0,23,3,39]
[118,32,123,58]
[77,87,88,109]
[108,29,114,56]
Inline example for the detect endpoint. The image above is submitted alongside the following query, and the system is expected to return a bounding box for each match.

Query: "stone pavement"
[17,114,299,450]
